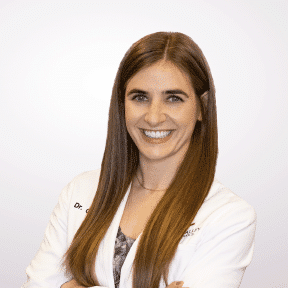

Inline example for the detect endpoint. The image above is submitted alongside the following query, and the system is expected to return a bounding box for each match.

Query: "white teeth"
[143,130,172,138]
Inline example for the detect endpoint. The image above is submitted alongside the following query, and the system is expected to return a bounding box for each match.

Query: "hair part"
[61,31,218,288]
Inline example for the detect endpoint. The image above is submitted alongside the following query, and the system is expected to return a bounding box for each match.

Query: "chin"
[139,150,172,160]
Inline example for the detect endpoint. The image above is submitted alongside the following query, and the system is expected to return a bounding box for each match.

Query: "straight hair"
[61,31,218,288]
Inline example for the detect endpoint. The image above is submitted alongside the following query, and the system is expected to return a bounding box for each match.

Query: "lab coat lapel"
[95,181,134,288]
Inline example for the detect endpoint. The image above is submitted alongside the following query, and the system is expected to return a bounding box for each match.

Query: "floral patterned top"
[113,226,136,288]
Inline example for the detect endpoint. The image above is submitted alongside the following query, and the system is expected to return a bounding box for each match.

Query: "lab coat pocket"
[176,243,197,252]
[167,244,197,281]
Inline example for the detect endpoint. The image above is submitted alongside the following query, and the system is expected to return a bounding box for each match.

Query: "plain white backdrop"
[0,0,287,287]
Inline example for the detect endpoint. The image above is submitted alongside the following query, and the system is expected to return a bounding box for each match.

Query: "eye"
[131,94,147,102]
[168,95,184,102]
[131,94,184,103]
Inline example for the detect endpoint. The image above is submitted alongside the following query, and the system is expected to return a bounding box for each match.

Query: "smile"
[139,128,175,144]
[142,129,173,139]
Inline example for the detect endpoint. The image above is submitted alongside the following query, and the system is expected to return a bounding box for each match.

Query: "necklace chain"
[135,172,167,192]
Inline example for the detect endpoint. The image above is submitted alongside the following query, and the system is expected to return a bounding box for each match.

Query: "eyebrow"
[127,89,189,98]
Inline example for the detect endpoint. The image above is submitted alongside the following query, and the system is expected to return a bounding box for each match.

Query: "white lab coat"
[22,169,257,288]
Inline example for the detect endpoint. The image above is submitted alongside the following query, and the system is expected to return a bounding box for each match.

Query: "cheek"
[181,106,198,123]
[125,103,138,127]
[178,107,199,134]
[125,102,140,120]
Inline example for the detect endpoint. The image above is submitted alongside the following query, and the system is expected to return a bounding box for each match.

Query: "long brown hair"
[61,32,218,288]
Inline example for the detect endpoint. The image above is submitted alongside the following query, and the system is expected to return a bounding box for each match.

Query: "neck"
[136,144,188,192]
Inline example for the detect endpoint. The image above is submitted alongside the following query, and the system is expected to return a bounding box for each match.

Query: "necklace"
[135,172,167,192]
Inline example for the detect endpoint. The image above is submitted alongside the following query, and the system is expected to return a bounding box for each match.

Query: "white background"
[0,0,287,287]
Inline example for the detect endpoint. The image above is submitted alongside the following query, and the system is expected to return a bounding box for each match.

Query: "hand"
[167,281,189,288]
[61,279,188,288]
[60,279,86,288]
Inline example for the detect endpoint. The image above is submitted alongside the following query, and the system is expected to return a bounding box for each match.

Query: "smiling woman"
[22,32,256,288]
[125,60,202,178]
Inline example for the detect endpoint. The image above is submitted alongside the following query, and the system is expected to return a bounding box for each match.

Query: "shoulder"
[194,178,257,235]
[69,169,101,188]
[66,168,102,203]
[205,178,256,216]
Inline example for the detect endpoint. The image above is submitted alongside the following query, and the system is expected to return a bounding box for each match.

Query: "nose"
[144,98,166,125]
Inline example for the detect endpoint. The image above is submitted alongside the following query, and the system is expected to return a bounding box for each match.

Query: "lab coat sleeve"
[21,179,74,288]
[181,202,257,288]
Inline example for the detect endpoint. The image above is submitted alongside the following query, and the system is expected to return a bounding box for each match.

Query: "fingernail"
[176,282,183,285]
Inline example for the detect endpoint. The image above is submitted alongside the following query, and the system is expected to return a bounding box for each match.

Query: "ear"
[198,91,209,121]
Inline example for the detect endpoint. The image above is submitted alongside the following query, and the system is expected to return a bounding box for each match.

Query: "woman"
[22,32,257,288]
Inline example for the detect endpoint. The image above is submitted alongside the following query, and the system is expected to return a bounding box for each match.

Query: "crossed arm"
[61,279,187,288]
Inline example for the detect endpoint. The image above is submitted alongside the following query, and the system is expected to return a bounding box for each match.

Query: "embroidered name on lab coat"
[74,202,89,213]
[183,223,200,237]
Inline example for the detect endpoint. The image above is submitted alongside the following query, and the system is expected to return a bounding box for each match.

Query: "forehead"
[126,61,193,92]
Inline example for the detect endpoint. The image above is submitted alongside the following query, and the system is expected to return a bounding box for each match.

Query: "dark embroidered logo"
[183,223,200,237]
[74,202,89,213]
